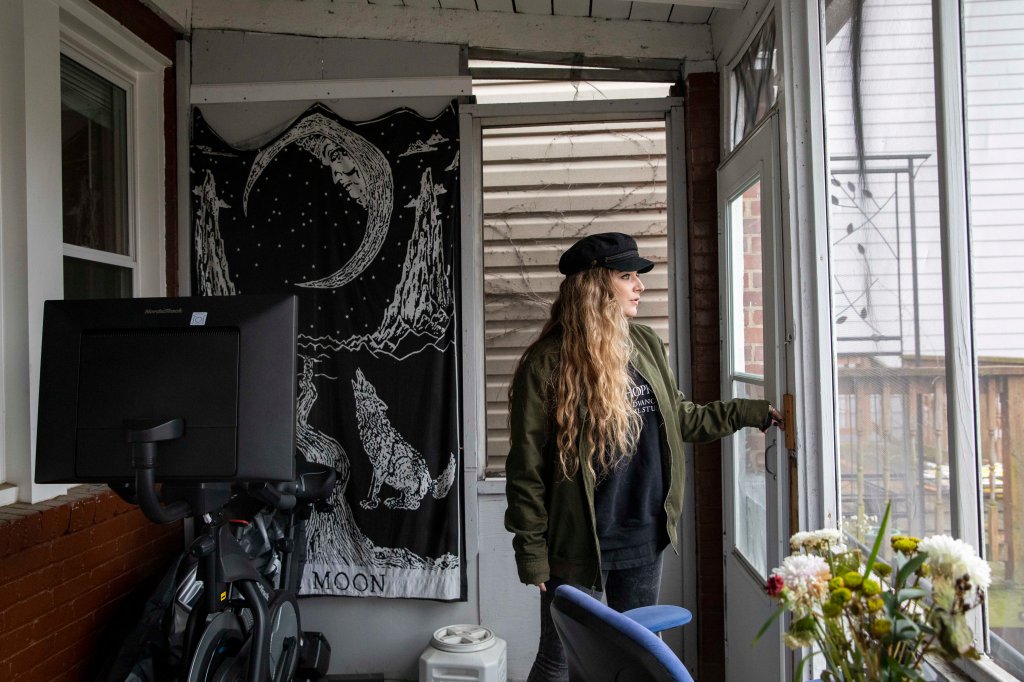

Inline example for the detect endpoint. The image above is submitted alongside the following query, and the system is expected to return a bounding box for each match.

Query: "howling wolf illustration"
[352,368,456,511]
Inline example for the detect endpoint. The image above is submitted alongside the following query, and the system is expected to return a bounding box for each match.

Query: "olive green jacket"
[504,323,769,590]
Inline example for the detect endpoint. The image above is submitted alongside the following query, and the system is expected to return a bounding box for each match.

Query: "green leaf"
[754,603,787,645]
[864,501,891,579]
[896,587,928,602]
[891,614,921,642]
[895,552,928,587]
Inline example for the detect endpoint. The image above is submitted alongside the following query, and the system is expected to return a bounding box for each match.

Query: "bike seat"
[294,460,337,502]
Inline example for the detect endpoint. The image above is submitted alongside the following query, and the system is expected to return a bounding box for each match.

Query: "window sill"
[477,478,506,496]
[0,483,16,506]
[951,654,1023,682]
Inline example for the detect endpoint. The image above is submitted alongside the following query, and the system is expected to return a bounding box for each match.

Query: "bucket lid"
[431,624,496,653]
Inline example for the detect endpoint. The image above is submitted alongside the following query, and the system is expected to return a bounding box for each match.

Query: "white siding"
[824,0,1024,360]
[965,0,1024,357]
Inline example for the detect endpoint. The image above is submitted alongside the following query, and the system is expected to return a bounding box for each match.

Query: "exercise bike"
[112,418,336,682]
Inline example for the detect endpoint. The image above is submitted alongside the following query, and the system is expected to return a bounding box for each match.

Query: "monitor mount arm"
[126,417,190,523]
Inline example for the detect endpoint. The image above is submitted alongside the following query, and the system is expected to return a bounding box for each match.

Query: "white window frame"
[722,5,779,155]
[0,0,169,505]
[58,43,139,286]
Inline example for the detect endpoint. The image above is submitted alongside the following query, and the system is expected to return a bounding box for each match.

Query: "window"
[819,0,1024,676]
[60,53,134,299]
[730,12,778,149]
[0,0,168,504]
[963,0,1024,673]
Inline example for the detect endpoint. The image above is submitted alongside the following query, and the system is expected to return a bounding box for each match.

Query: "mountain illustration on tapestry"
[193,169,236,296]
[338,166,453,361]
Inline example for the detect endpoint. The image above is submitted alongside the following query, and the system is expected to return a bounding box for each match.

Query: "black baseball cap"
[558,232,655,276]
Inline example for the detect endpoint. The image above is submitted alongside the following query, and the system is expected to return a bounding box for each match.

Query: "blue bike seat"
[294,460,336,502]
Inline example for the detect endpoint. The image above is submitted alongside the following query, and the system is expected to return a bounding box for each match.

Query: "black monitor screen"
[35,294,297,484]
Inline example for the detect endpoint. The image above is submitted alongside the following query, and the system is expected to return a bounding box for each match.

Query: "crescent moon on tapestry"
[242,112,394,289]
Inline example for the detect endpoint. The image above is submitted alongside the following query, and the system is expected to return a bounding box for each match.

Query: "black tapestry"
[190,102,464,600]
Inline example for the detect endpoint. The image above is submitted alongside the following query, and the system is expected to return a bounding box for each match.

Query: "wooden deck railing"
[836,359,1024,581]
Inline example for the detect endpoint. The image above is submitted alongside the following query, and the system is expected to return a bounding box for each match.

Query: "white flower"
[773,554,831,604]
[790,528,844,554]
[812,528,843,545]
[918,534,991,597]
[789,531,812,551]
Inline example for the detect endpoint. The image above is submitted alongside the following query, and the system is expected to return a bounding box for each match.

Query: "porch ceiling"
[182,0,733,63]
[351,0,740,24]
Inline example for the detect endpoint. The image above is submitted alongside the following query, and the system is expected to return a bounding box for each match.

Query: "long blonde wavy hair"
[510,267,641,481]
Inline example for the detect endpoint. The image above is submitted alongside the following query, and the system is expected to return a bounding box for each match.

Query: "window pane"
[732,380,767,577]
[481,120,669,476]
[964,0,1024,669]
[822,1,951,544]
[732,14,777,148]
[61,54,129,256]
[63,256,132,300]
[729,181,765,376]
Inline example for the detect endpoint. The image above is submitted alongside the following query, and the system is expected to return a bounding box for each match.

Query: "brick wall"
[684,71,727,682]
[0,486,183,681]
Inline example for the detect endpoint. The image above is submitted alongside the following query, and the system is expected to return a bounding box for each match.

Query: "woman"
[504,232,783,682]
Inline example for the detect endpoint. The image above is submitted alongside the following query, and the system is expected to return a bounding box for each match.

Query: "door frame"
[459,96,699,671]
[718,111,787,681]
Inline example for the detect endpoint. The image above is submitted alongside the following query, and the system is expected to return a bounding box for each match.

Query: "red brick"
[0,519,14,556]
[116,524,151,556]
[109,494,137,515]
[38,505,70,542]
[92,492,120,524]
[0,622,34,660]
[52,613,95,648]
[5,589,54,630]
[81,536,119,572]
[0,543,55,585]
[71,584,109,620]
[53,525,94,557]
[9,635,60,680]
[67,497,97,533]
[26,653,79,682]
[53,569,93,606]
[89,556,128,588]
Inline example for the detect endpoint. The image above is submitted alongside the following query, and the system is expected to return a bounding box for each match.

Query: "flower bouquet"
[758,503,991,681]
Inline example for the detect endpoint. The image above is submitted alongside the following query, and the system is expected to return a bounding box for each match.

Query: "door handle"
[764,438,777,480]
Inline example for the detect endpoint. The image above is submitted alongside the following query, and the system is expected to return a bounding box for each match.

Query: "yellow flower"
[862,579,881,596]
[866,595,884,612]
[871,618,892,637]
[830,588,853,605]
[829,577,845,590]
[892,536,920,554]
[822,601,843,618]
[842,571,863,589]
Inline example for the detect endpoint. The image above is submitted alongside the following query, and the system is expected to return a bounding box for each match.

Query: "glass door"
[719,114,785,681]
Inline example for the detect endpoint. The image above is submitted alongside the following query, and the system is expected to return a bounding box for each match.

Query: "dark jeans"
[526,557,664,682]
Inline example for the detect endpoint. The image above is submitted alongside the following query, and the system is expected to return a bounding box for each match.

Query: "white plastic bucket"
[418,624,507,682]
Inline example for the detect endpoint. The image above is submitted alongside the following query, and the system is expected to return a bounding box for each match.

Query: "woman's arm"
[635,323,774,442]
